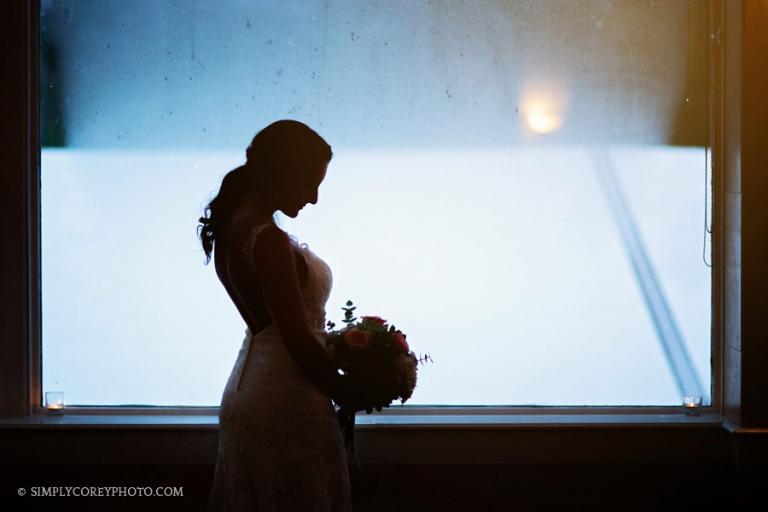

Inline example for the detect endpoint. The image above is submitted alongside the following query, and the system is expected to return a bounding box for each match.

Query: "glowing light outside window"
[521,88,565,135]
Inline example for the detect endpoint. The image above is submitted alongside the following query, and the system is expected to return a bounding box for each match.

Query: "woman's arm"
[246,224,342,398]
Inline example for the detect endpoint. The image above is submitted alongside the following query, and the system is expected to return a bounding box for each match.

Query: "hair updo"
[197,119,332,264]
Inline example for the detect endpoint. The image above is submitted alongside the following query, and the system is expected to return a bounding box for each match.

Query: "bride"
[199,120,369,511]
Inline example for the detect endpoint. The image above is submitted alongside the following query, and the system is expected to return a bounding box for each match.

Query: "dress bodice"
[293,240,333,331]
[242,222,333,334]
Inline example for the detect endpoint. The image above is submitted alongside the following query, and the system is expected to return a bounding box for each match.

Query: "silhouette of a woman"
[201,120,357,511]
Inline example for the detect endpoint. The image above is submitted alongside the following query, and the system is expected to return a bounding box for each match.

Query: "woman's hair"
[197,119,332,264]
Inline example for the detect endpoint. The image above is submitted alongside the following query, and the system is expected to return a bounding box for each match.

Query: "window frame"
[1,0,741,429]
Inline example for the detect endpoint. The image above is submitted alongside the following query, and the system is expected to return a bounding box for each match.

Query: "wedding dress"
[206,222,353,511]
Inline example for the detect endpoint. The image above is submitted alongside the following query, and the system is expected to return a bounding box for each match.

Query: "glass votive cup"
[45,391,65,415]
[682,395,703,416]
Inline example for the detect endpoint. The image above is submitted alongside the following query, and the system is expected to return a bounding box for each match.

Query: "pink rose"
[361,315,387,326]
[344,328,372,350]
[393,331,409,352]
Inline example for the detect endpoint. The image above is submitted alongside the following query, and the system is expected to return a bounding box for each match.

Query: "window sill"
[0,409,740,466]
[0,410,724,429]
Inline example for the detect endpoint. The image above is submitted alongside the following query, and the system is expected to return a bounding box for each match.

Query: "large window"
[41,0,712,407]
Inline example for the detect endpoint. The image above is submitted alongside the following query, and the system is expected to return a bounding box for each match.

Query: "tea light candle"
[45,391,65,415]
[682,395,702,415]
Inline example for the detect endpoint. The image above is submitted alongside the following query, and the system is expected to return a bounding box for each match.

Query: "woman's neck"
[235,187,278,225]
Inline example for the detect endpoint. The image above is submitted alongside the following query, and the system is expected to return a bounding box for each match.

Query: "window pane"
[41,0,711,406]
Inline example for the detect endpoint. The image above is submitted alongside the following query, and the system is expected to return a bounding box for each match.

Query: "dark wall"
[1,424,766,510]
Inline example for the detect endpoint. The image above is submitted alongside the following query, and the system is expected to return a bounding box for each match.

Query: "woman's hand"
[332,373,367,412]
[332,373,391,414]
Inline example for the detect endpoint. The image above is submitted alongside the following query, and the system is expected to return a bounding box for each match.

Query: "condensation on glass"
[40,0,712,406]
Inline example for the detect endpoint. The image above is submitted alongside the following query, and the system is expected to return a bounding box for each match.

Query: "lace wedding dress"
[206,222,353,511]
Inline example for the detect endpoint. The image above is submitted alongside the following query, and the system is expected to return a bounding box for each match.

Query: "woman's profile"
[200,120,360,511]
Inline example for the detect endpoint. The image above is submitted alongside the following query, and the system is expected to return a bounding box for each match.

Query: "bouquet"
[325,300,424,453]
